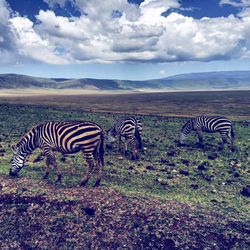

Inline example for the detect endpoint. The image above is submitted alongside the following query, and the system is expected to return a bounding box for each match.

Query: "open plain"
[0,91,249,249]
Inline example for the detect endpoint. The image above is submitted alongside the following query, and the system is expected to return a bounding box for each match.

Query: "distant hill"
[0,71,250,91]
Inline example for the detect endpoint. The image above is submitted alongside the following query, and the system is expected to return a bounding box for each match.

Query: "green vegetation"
[0,99,249,249]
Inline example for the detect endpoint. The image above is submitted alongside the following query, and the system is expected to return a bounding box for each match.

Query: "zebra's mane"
[16,124,40,148]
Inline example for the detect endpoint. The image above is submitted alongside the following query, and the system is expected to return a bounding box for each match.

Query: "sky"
[0,0,250,80]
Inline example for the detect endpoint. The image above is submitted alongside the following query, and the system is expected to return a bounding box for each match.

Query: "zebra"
[10,121,104,187]
[179,116,235,151]
[106,116,143,160]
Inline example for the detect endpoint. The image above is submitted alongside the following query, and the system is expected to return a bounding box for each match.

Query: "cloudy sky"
[0,0,250,80]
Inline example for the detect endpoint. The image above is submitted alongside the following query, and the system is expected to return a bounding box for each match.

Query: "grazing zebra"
[179,116,235,151]
[10,121,104,187]
[106,116,143,160]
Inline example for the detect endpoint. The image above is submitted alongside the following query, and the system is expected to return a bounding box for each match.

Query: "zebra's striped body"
[179,116,235,151]
[107,116,142,159]
[10,121,104,186]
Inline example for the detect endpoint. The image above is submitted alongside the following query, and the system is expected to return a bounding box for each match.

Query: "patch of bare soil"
[0,176,249,249]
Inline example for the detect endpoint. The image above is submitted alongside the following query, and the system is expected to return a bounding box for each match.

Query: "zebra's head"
[106,128,117,149]
[179,120,194,145]
[10,144,25,176]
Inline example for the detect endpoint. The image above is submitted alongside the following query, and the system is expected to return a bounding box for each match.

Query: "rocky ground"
[0,176,249,249]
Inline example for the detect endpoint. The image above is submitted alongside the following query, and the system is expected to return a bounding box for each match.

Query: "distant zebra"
[179,116,235,151]
[10,121,104,186]
[107,116,143,160]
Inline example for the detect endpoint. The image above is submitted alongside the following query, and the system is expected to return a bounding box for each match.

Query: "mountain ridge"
[0,71,250,91]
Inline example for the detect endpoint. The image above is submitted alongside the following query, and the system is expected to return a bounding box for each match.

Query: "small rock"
[157,178,168,186]
[241,185,250,197]
[204,175,212,182]
[198,164,207,171]
[181,159,189,166]
[234,172,240,178]
[128,166,134,170]
[208,153,218,160]
[166,175,174,179]
[146,165,155,170]
[60,156,66,162]
[118,156,124,160]
[82,207,95,216]
[167,162,176,167]
[159,158,169,164]
[179,169,189,176]
[190,184,199,189]
[211,199,218,203]
[167,151,176,157]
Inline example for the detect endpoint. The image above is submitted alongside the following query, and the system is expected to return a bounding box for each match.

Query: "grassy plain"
[0,90,250,118]
[0,91,249,249]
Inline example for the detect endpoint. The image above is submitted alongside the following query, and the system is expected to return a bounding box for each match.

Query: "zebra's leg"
[131,139,139,160]
[43,156,51,179]
[218,133,227,151]
[227,132,235,152]
[124,139,129,156]
[43,149,61,181]
[94,158,102,187]
[196,130,204,148]
[81,152,94,186]
[118,135,122,152]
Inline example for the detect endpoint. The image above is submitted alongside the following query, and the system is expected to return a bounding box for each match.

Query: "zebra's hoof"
[43,173,49,179]
[55,175,62,183]
[80,180,88,187]
[94,180,101,187]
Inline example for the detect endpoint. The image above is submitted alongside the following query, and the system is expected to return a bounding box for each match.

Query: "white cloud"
[43,0,68,8]
[1,0,250,65]
[9,16,71,64]
[220,0,250,7]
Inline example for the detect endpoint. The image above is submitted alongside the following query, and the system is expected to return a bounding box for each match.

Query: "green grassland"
[0,92,250,249]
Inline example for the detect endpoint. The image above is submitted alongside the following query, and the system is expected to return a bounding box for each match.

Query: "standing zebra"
[179,116,235,151]
[107,116,143,160]
[10,121,104,187]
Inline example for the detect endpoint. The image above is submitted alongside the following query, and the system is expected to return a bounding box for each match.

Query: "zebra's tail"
[99,132,104,166]
[231,125,235,139]
[134,127,142,150]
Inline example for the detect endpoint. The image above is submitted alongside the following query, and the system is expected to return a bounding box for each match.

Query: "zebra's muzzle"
[9,170,18,177]
[106,144,112,150]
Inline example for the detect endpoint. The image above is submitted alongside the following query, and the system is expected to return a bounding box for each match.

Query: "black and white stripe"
[179,116,235,151]
[10,121,104,186]
[107,116,143,159]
